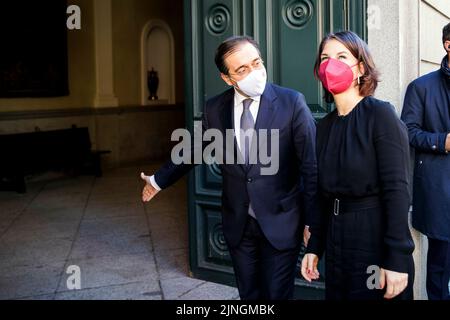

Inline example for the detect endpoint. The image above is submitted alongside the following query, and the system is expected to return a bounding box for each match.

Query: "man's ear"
[221,73,233,86]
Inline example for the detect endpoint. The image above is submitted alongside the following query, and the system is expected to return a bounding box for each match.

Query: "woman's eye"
[338,55,347,60]
[320,57,328,62]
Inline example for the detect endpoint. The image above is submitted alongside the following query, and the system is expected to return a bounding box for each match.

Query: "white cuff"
[149,175,162,191]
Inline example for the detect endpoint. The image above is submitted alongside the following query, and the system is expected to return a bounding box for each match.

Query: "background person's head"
[314,31,380,103]
[215,36,266,97]
[443,22,450,54]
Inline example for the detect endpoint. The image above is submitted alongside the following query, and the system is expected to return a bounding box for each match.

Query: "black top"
[307,96,415,273]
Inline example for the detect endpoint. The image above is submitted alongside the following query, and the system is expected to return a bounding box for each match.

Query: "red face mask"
[318,58,359,95]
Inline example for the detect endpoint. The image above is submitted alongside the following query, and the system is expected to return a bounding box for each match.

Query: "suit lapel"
[219,89,234,133]
[219,84,278,174]
[254,84,278,132]
[246,84,278,174]
[219,89,246,172]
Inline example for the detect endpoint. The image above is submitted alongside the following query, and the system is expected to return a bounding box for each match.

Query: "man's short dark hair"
[443,22,450,44]
[214,36,261,75]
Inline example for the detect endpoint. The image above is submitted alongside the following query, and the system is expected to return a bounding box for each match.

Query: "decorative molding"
[191,0,202,119]
[253,0,260,43]
[266,0,274,83]
[316,0,326,112]
[209,223,228,255]
[205,4,231,36]
[282,0,315,30]
[209,163,223,179]
[232,0,241,35]
[195,200,234,272]
[422,0,450,19]
[0,104,183,121]
[194,165,222,198]
[241,0,251,35]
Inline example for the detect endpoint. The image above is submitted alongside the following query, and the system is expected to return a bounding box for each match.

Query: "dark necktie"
[240,98,255,165]
[240,98,256,219]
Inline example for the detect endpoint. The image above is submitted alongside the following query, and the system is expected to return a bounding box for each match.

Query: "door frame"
[183,0,368,299]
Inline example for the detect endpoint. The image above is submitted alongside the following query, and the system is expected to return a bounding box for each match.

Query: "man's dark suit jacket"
[154,83,318,251]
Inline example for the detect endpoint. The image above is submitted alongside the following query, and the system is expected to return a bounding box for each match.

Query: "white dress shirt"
[148,89,261,191]
[233,90,261,152]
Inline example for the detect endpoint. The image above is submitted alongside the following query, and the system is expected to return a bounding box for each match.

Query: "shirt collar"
[233,88,261,107]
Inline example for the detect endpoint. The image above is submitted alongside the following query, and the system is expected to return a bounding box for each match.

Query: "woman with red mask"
[301,31,415,300]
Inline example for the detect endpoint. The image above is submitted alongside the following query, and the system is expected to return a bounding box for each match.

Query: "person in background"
[401,22,450,300]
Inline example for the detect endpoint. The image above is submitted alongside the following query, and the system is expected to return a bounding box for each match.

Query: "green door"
[184,0,367,299]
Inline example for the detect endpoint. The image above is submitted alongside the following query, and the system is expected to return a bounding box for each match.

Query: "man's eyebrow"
[234,65,245,72]
[234,57,261,72]
[235,58,262,71]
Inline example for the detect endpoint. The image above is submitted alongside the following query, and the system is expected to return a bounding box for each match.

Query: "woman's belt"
[324,194,381,216]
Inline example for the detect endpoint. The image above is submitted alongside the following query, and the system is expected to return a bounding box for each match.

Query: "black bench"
[0,126,111,193]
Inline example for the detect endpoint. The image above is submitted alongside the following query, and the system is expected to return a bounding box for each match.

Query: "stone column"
[93,0,119,107]
[92,0,120,168]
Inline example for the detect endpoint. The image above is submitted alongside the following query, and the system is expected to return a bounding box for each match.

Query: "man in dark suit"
[140,36,317,300]
[401,23,450,300]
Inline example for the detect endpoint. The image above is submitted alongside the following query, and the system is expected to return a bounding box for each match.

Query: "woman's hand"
[379,268,408,299]
[303,226,311,247]
[301,254,320,282]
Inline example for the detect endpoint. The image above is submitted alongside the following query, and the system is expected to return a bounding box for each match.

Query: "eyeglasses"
[228,58,265,78]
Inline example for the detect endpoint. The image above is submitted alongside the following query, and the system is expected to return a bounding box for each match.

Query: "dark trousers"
[427,237,450,300]
[227,216,300,300]
[325,201,414,300]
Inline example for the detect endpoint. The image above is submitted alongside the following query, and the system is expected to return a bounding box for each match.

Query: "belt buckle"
[333,199,340,216]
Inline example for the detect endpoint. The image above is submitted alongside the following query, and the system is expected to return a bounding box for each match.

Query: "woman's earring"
[357,75,361,85]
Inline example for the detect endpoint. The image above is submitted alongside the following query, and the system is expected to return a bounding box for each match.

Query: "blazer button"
[432,145,437,150]
[247,178,253,183]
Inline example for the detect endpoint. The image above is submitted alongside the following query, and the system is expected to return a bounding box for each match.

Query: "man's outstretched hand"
[141,172,159,202]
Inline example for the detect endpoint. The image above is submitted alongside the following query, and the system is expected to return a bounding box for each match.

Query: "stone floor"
[0,164,239,300]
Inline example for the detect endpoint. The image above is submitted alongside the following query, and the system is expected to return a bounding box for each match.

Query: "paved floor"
[0,164,239,300]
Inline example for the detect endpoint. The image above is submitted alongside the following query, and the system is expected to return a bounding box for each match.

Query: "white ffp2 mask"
[235,68,267,97]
